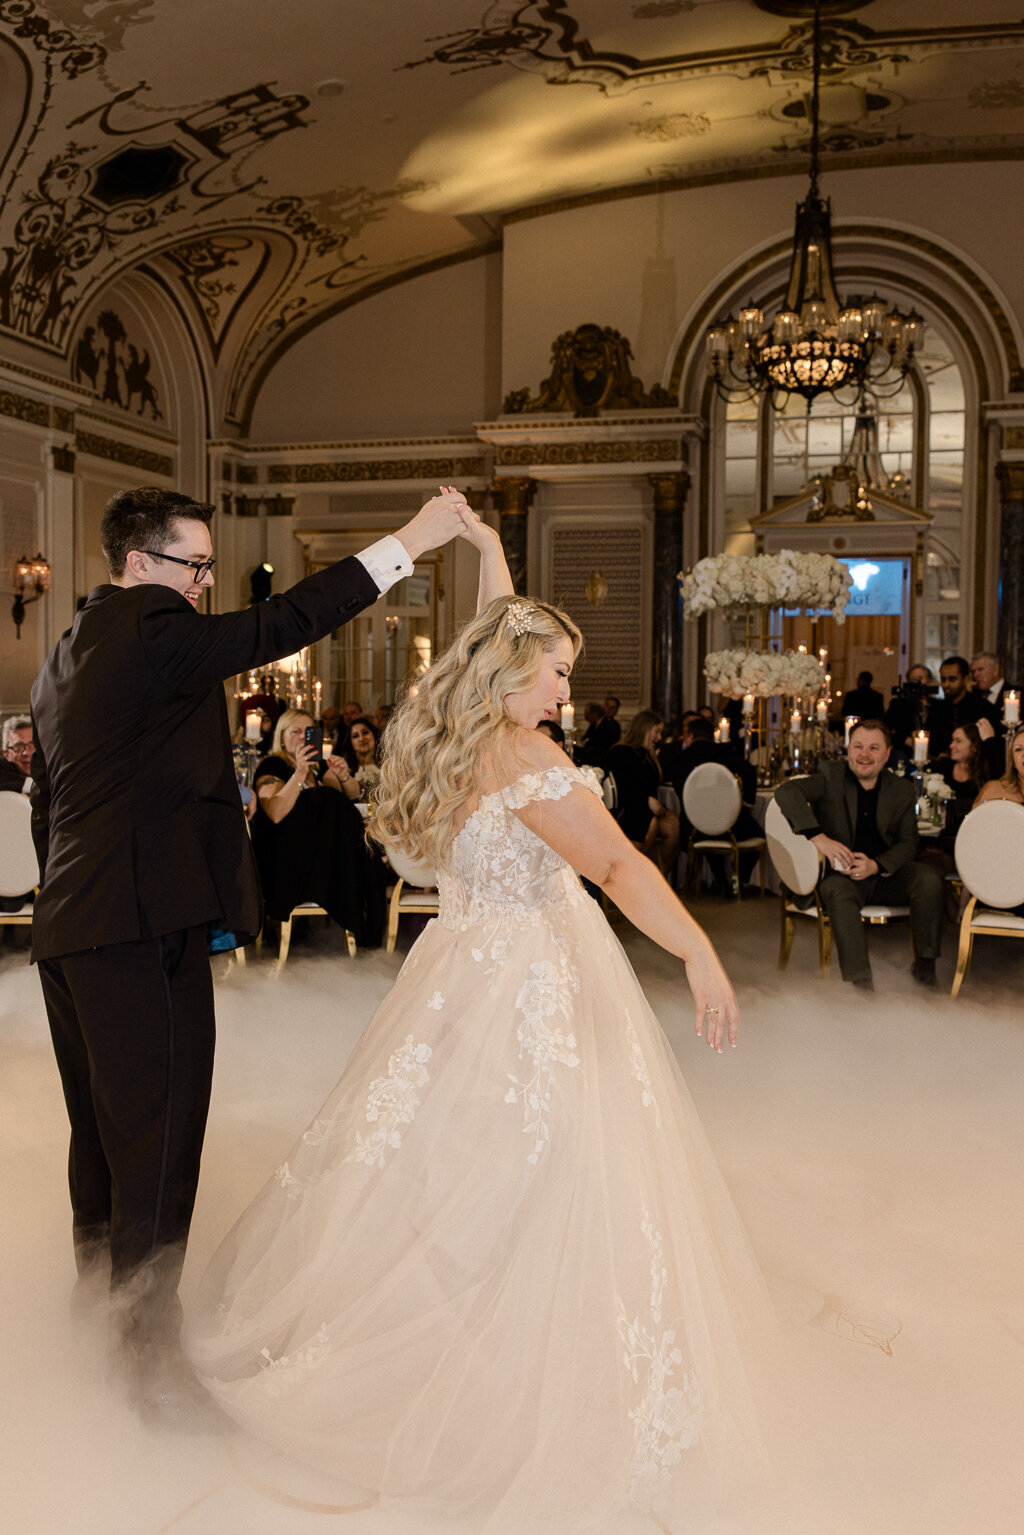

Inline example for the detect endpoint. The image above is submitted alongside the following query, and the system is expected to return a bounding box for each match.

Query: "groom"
[29,484,471,1416]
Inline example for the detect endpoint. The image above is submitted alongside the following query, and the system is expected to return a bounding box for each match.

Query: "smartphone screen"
[304,724,324,756]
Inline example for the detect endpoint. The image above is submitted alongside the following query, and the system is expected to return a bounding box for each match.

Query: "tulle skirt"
[189,892,777,1533]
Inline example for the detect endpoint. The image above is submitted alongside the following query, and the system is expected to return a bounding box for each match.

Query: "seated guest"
[932,723,990,801]
[970,651,1007,722]
[1,715,34,794]
[842,670,886,719]
[536,718,567,751]
[252,710,384,946]
[974,722,1024,807]
[341,699,363,732]
[775,719,943,990]
[1,715,35,944]
[925,655,999,757]
[320,704,341,752]
[606,710,679,881]
[578,700,619,768]
[338,714,383,799]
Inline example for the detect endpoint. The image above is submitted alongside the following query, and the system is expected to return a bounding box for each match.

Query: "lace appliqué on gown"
[505,947,582,1163]
[259,1324,331,1395]
[617,1215,702,1509]
[346,1035,433,1170]
[626,1019,661,1129]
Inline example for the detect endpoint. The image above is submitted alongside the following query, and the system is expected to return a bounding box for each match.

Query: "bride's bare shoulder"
[477,729,568,793]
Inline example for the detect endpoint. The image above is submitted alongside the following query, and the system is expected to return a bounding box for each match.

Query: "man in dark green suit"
[774,719,943,990]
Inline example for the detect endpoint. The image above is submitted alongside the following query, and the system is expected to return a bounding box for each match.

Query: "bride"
[189,502,775,1532]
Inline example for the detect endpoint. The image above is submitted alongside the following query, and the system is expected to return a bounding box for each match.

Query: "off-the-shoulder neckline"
[454,764,587,841]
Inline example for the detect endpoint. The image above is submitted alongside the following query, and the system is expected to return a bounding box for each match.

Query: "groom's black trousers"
[38,924,215,1299]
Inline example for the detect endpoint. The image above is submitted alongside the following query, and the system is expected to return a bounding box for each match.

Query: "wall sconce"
[12,552,50,638]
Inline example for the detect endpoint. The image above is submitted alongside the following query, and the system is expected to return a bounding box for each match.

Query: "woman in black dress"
[606,708,680,880]
[252,709,384,946]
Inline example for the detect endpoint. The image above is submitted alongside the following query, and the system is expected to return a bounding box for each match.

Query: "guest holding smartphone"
[253,709,384,947]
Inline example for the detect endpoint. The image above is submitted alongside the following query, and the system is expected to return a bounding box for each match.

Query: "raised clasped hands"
[685,944,739,1054]
[395,486,482,561]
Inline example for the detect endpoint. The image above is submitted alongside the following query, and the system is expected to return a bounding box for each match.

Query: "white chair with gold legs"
[276,904,357,974]
[765,798,831,973]
[950,800,1024,998]
[385,849,439,954]
[0,793,37,938]
[682,762,766,898]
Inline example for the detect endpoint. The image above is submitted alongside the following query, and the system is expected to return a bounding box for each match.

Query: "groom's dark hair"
[101,487,214,577]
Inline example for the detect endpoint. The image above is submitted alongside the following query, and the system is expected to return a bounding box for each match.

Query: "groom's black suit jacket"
[29,558,379,962]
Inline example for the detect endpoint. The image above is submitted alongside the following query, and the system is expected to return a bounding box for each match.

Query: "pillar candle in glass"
[719,716,730,743]
[913,730,929,764]
[1004,690,1020,725]
[742,692,754,715]
[844,715,859,749]
[560,703,575,735]
[245,711,262,744]
[790,710,801,738]
[815,699,828,726]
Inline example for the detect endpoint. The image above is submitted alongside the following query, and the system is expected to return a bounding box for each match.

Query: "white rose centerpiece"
[679,550,852,624]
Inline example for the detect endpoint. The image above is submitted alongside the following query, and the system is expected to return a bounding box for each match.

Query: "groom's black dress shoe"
[911,957,937,987]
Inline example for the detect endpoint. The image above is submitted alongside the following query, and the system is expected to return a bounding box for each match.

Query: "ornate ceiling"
[1,0,1023,428]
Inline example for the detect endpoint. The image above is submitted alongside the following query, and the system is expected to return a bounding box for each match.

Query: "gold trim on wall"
[75,430,174,477]
[495,440,681,466]
[268,457,486,484]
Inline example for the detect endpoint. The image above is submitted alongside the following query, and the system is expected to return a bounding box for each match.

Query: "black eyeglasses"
[137,550,216,581]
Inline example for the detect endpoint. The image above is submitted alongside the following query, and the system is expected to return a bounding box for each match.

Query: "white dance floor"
[2,899,1022,1535]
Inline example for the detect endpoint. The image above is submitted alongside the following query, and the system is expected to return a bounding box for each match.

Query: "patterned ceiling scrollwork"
[1,3,1024,432]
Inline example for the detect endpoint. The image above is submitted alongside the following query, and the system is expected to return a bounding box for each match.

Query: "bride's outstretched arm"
[444,488,515,609]
[506,734,739,1053]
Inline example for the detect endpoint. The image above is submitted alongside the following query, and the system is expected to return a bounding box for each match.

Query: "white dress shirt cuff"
[356,535,415,594]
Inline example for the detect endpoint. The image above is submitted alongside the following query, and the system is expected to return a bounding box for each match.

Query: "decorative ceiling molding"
[402,4,1024,95]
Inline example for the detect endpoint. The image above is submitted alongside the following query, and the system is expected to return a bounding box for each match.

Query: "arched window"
[721,325,966,679]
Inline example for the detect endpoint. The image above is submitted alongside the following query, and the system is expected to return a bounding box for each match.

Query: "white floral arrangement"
[679,550,852,623]
[355,762,382,794]
[916,774,953,817]
[704,647,825,699]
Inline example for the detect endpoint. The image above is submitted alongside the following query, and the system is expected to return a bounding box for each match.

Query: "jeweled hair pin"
[505,601,534,637]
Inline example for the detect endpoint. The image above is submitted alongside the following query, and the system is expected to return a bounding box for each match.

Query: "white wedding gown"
[190,764,776,1532]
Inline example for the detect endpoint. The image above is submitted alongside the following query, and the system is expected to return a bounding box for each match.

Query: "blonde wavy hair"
[269,708,312,768]
[372,596,582,869]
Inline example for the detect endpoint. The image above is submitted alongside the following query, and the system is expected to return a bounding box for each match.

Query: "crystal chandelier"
[706,0,924,408]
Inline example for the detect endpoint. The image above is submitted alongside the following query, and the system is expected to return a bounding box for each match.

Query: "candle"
[313,680,322,719]
[718,716,730,743]
[1004,690,1020,725]
[790,709,801,738]
[797,643,807,654]
[713,725,721,744]
[819,647,828,668]
[913,730,929,764]
[560,703,575,734]
[244,710,261,743]
[844,715,859,749]
[742,692,754,715]
[816,699,827,725]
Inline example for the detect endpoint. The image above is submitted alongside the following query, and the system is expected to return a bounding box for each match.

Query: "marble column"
[648,469,690,721]
[996,462,1024,687]
[491,476,535,595]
